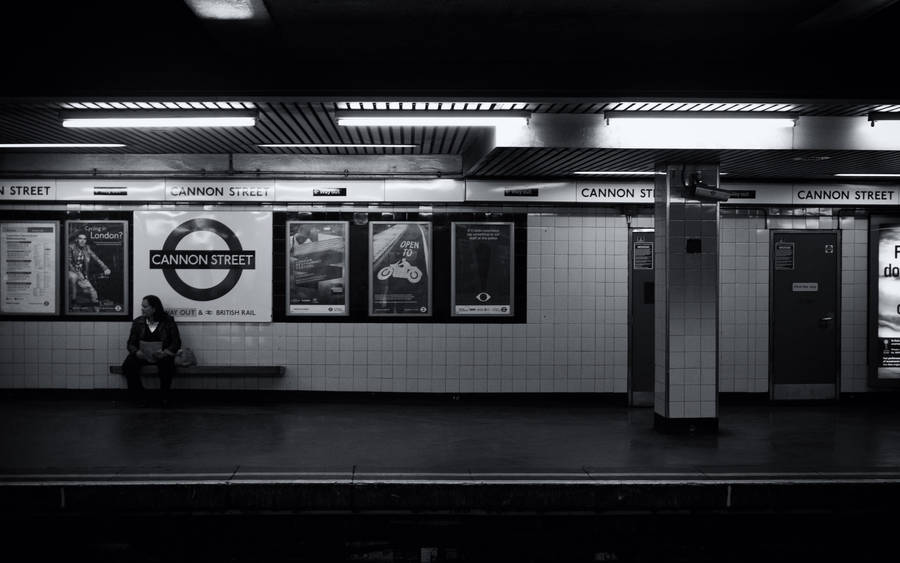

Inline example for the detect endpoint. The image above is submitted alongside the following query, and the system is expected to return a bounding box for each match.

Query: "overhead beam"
[461,128,498,176]
[493,114,900,152]
[0,154,461,178]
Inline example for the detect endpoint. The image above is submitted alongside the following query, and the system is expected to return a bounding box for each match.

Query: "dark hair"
[141,294,169,321]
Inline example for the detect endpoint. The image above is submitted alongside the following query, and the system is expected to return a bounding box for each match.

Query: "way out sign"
[134,211,272,322]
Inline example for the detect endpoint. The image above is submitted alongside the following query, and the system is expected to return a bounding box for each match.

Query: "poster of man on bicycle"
[369,222,432,316]
[65,220,128,315]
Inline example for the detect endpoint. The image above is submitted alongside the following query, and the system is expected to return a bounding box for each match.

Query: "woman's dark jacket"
[126,315,182,356]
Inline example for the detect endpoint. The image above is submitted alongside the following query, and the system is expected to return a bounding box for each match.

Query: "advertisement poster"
[287,221,349,315]
[370,222,432,316]
[0,221,58,315]
[451,222,514,316]
[65,220,128,315]
[134,211,272,322]
[877,224,900,379]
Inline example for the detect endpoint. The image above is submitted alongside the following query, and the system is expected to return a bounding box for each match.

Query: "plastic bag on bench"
[174,347,197,367]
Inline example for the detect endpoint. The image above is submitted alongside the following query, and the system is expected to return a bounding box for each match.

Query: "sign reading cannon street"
[452,222,514,316]
[134,211,272,322]
[369,222,432,316]
[287,221,349,315]
[65,220,128,316]
[0,221,58,315]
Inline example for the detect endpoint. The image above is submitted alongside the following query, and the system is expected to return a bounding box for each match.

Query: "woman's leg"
[121,354,145,397]
[157,355,176,402]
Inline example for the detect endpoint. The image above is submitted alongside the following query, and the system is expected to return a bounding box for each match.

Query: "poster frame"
[285,220,350,316]
[869,214,900,387]
[64,219,129,317]
[368,220,433,317]
[450,221,515,317]
[0,219,60,317]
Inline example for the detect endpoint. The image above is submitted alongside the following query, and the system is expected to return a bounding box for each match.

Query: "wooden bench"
[110,365,285,377]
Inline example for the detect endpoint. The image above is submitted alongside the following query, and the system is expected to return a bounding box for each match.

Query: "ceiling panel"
[470,148,900,180]
[2,100,900,180]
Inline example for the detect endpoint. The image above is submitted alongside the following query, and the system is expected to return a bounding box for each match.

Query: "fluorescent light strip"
[0,143,126,148]
[574,171,657,176]
[63,116,255,128]
[259,144,418,148]
[337,116,527,127]
[834,173,900,177]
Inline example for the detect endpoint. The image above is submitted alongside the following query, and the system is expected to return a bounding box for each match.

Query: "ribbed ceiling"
[470,148,900,180]
[2,100,900,180]
[0,102,478,155]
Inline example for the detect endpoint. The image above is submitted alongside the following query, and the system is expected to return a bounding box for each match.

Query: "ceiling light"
[0,143,126,148]
[834,173,900,177]
[604,110,798,128]
[183,0,270,20]
[574,171,657,176]
[867,112,900,127]
[258,143,418,148]
[335,111,530,128]
[61,110,257,128]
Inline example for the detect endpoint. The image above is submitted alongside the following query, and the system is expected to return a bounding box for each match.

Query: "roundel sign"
[135,211,272,322]
[150,218,252,301]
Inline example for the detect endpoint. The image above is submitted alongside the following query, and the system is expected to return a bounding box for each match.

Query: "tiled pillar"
[653,164,719,433]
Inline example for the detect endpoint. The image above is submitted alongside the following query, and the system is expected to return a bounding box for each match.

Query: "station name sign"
[577,182,654,204]
[0,180,55,201]
[3,178,899,206]
[165,180,275,202]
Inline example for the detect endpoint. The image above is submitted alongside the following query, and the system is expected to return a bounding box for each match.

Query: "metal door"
[770,231,840,400]
[629,229,655,406]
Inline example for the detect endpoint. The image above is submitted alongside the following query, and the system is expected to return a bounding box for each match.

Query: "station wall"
[0,202,872,394]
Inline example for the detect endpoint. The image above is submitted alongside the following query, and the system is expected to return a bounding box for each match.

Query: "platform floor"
[2,394,899,482]
[3,395,900,561]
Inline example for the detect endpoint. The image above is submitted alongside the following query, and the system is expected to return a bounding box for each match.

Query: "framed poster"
[65,220,128,315]
[134,211,272,323]
[451,222,514,316]
[0,220,58,315]
[369,221,432,316]
[872,218,900,381]
[286,221,349,315]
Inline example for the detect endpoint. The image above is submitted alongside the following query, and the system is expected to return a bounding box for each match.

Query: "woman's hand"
[151,349,166,361]
[135,350,146,360]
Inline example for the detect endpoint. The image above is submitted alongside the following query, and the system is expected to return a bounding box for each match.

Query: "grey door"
[770,231,839,400]
[629,229,655,406]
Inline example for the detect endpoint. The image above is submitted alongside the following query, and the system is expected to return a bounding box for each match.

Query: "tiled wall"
[718,210,869,393]
[718,214,770,393]
[0,203,873,394]
[0,204,632,392]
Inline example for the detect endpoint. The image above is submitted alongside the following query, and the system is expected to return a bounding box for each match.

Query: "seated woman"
[122,294,181,406]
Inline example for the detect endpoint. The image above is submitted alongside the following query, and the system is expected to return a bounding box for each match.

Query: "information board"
[0,221,58,315]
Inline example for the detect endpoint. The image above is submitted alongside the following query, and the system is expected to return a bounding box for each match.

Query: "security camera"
[686,173,730,202]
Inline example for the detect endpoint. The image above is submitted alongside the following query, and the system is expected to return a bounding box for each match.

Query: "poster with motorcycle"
[65,220,128,316]
[451,222,514,316]
[369,221,432,316]
[287,221,349,315]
